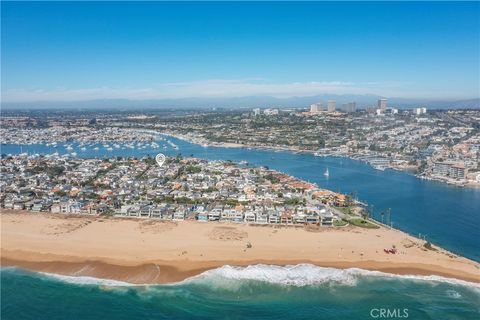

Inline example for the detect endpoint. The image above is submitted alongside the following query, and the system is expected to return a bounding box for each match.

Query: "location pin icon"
[155,153,166,167]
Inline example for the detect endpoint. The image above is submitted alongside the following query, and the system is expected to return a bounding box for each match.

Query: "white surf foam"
[3,265,479,290]
[186,264,357,287]
[182,264,480,289]
[446,289,462,299]
[38,271,136,287]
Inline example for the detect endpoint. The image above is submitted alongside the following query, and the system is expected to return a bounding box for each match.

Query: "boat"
[324,168,330,177]
[314,152,327,157]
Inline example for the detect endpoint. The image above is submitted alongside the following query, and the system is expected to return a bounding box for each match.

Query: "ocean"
[1,265,479,320]
[2,136,480,319]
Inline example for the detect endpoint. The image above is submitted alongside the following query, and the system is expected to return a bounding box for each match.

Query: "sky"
[1,1,479,102]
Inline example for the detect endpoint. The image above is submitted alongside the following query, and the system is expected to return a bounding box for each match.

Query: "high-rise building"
[344,102,356,113]
[378,99,387,111]
[414,107,427,115]
[253,108,261,116]
[310,103,321,113]
[327,100,336,112]
[263,108,279,116]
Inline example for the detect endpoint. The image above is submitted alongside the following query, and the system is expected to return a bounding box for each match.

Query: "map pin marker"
[155,153,166,167]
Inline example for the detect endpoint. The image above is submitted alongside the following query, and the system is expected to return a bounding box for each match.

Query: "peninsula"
[2,211,479,284]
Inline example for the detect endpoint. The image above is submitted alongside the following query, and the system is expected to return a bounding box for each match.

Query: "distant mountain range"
[2,94,479,110]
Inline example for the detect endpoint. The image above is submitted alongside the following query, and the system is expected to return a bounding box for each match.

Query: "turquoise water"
[1,266,479,320]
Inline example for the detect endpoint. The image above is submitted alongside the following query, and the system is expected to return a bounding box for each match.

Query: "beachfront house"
[221,208,243,222]
[70,202,82,214]
[139,206,151,218]
[197,211,209,222]
[305,213,320,224]
[150,207,164,219]
[127,206,140,217]
[268,210,281,224]
[32,202,49,212]
[256,213,268,224]
[173,209,186,221]
[244,211,256,223]
[293,213,306,224]
[320,210,334,226]
[13,201,25,210]
[3,199,14,209]
[161,208,174,220]
[280,211,293,224]
[50,203,61,213]
[208,207,222,221]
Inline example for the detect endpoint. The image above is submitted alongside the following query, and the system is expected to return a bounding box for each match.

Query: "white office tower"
[378,99,387,111]
[253,108,261,116]
[414,107,427,115]
[264,108,279,116]
[345,102,356,113]
[310,103,322,113]
[327,100,336,112]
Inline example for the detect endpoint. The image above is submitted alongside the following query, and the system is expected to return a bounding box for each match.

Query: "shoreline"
[160,131,480,188]
[2,211,479,285]
[3,255,480,286]
[3,132,479,188]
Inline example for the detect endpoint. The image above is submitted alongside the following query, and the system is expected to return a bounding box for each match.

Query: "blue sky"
[1,1,479,102]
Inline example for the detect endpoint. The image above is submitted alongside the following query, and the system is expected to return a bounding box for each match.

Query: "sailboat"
[324,168,330,177]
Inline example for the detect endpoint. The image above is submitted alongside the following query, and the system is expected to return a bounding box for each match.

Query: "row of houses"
[2,193,337,226]
[2,197,109,215]
[115,203,335,226]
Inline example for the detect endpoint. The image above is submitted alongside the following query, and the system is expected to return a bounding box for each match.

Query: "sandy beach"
[1,210,479,284]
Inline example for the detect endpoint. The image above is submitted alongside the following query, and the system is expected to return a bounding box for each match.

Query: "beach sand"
[1,210,479,284]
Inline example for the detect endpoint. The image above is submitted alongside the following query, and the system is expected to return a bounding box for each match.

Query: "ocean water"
[1,265,479,320]
[2,136,480,262]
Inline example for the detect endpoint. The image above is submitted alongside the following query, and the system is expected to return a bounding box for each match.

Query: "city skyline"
[1,1,479,102]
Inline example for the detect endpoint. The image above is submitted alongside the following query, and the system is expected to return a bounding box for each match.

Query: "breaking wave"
[3,265,479,290]
[37,271,135,287]
[182,264,480,290]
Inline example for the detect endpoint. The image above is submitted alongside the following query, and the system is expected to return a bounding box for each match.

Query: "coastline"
[2,211,479,285]
[160,131,480,188]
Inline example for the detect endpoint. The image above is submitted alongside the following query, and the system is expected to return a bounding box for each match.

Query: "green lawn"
[333,219,348,227]
[335,206,354,215]
[349,218,380,229]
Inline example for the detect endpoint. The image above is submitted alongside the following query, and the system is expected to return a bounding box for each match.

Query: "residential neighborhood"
[0,154,354,227]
